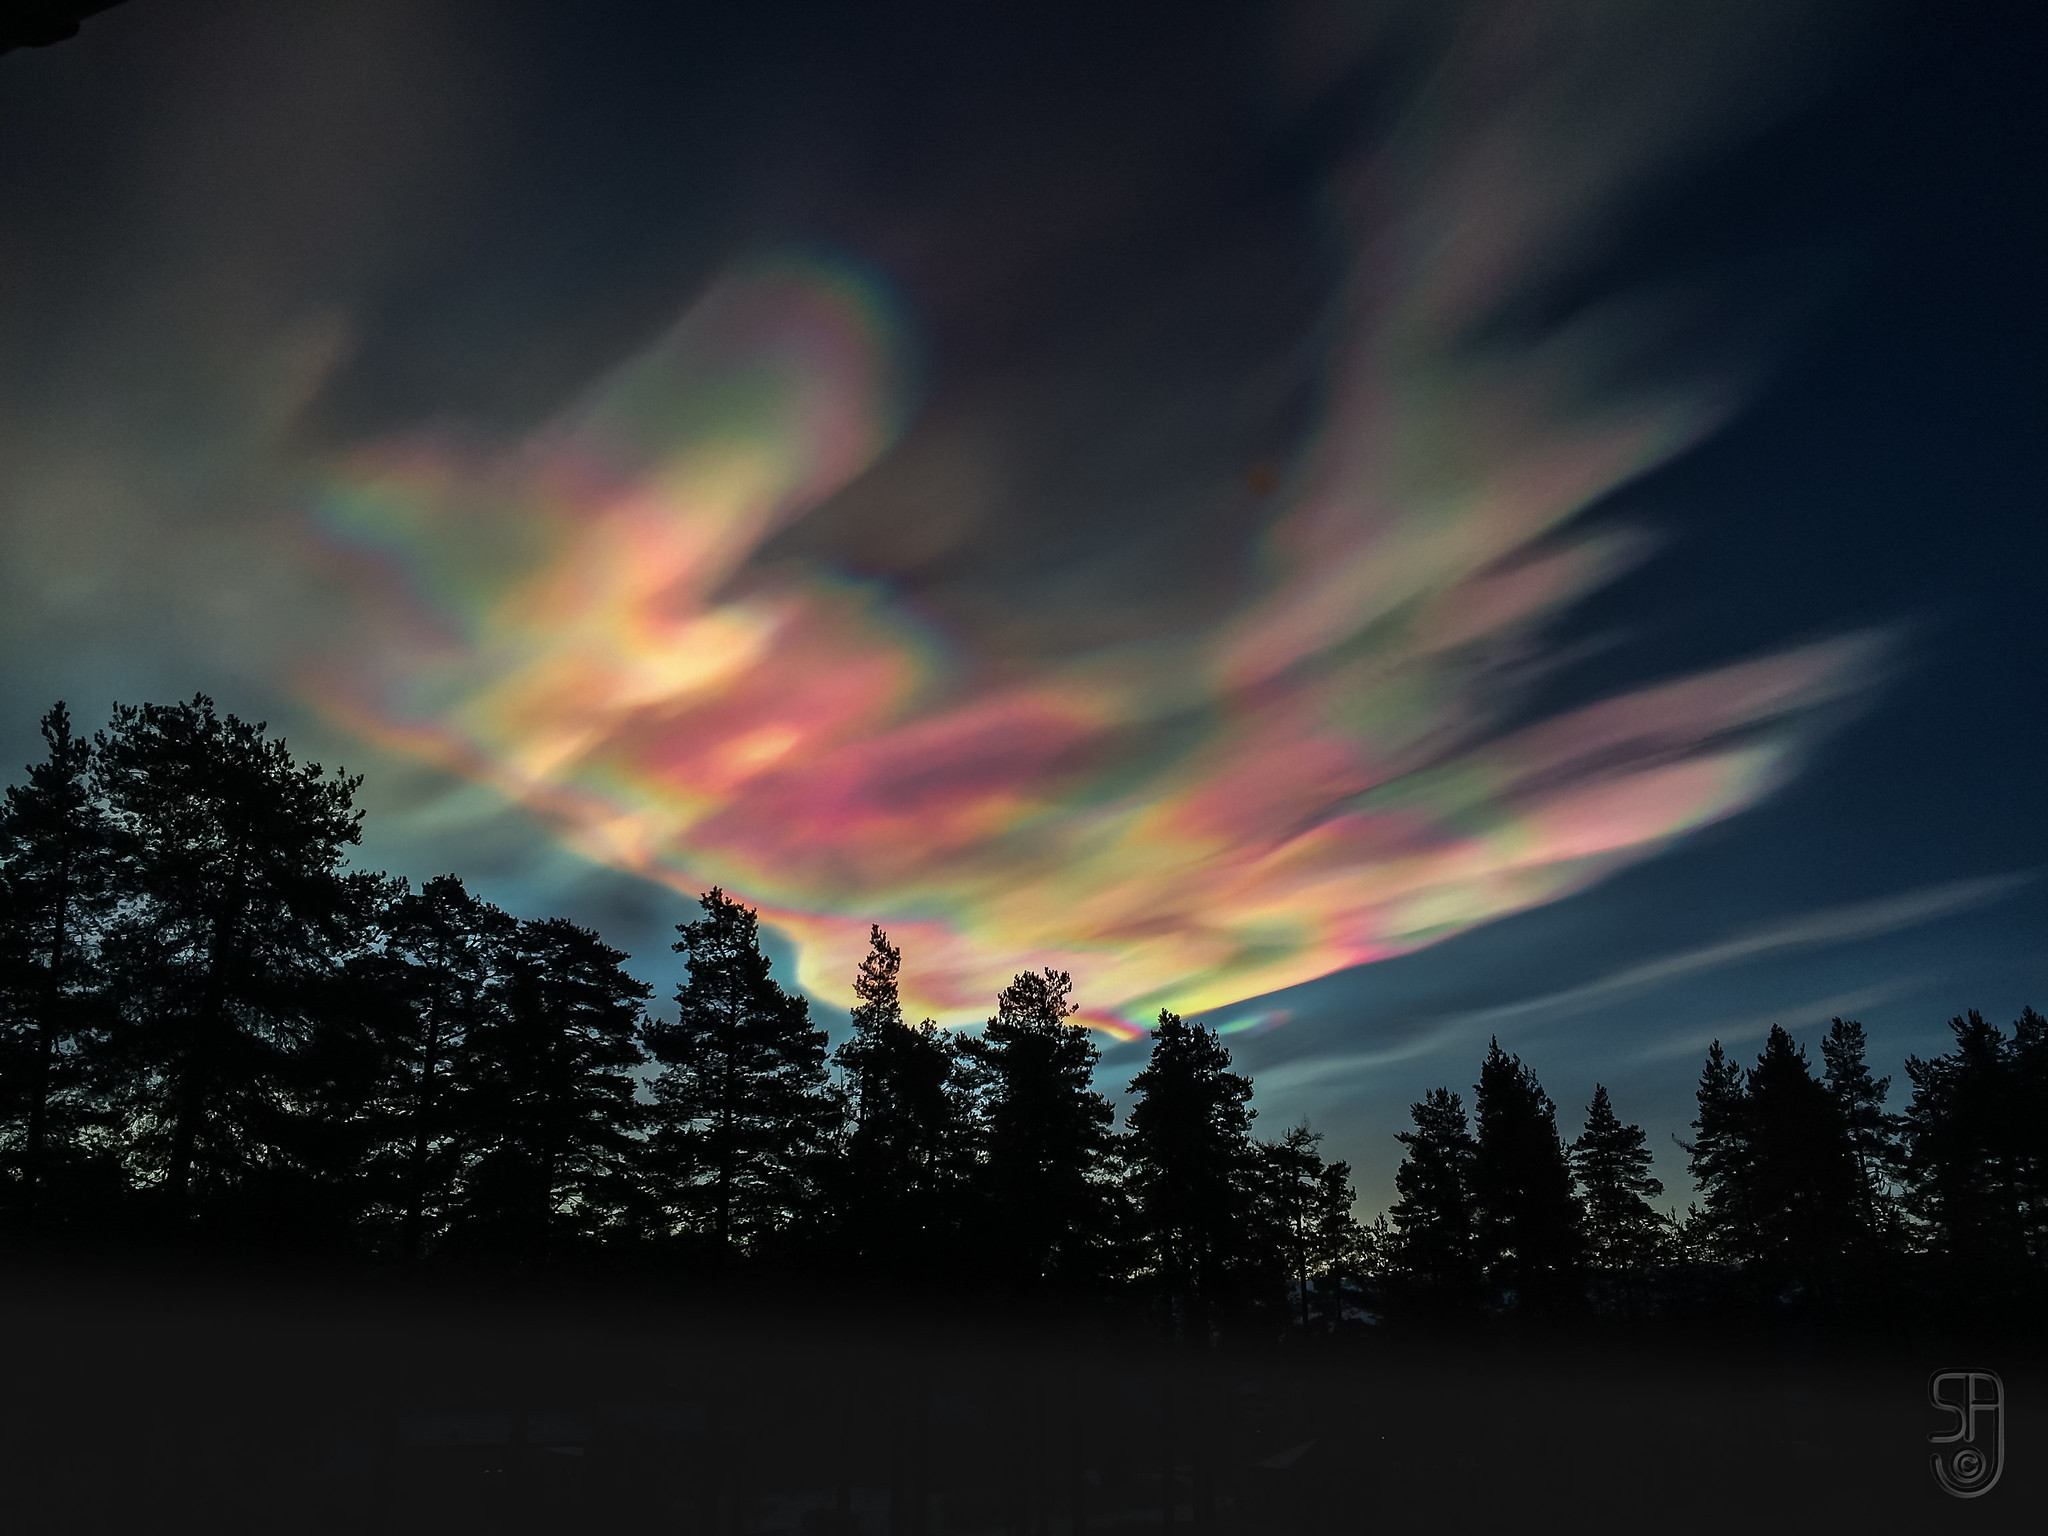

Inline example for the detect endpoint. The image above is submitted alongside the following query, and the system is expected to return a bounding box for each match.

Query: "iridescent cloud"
[306,13,1876,1035]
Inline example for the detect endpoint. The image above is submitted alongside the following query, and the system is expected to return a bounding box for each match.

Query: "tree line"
[1376,1008,2048,1327]
[1,697,2040,1332]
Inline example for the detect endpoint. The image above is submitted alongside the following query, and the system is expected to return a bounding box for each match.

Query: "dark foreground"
[0,1267,2035,1535]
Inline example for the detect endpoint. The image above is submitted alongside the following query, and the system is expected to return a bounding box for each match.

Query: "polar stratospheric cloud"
[306,8,1877,1036]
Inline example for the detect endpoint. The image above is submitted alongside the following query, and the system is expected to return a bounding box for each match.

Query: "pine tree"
[0,703,116,1223]
[1470,1039,1582,1311]
[1387,1087,1478,1310]
[92,696,375,1230]
[1570,1084,1666,1287]
[1902,1010,2032,1305]
[449,917,650,1263]
[369,875,517,1258]
[1741,1024,1864,1296]
[831,926,966,1276]
[2010,1006,2048,1272]
[645,889,835,1264]
[1125,1011,1261,1324]
[1819,1016,1900,1246]
[1262,1121,1365,1328]
[1307,1155,1366,1326]
[1263,1122,1325,1329]
[958,968,1115,1291]
[1681,1040,1749,1263]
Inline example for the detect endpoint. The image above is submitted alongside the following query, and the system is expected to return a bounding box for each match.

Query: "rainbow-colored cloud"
[306,22,1876,1037]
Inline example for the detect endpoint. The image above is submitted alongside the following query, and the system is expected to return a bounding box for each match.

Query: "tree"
[959,968,1115,1291]
[366,875,516,1259]
[831,926,967,1277]
[92,696,374,1230]
[1680,1039,1749,1263]
[1125,1011,1262,1324]
[1262,1121,1365,1329]
[645,889,835,1264]
[2011,1006,2048,1272]
[1387,1087,1478,1310]
[1307,1155,1367,1326]
[1570,1084,1666,1291]
[1740,1025,1864,1295]
[0,703,115,1223]
[1470,1039,1582,1311]
[1263,1123,1325,1329]
[1901,1010,2038,1306]
[448,917,650,1263]
[1819,1017,1900,1246]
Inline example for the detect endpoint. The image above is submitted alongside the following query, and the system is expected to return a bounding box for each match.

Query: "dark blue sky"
[1207,0,2047,1203]
[0,1,2040,1211]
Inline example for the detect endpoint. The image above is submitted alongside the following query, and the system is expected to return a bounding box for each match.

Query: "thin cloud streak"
[1630,983,1909,1065]
[1252,870,2038,1094]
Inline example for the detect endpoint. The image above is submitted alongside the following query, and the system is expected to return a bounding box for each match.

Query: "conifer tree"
[959,968,1115,1290]
[1902,1010,2036,1300]
[1264,1122,1325,1328]
[1819,1016,1900,1245]
[1681,1040,1750,1263]
[449,917,650,1262]
[1740,1024,1864,1294]
[645,889,835,1263]
[1262,1121,1364,1328]
[92,696,374,1229]
[1570,1084,1666,1281]
[832,926,966,1275]
[369,875,517,1258]
[1125,1011,1261,1323]
[1470,1039,1582,1310]
[2010,1006,2048,1271]
[0,703,115,1221]
[1387,1087,1478,1309]
[1307,1155,1366,1326]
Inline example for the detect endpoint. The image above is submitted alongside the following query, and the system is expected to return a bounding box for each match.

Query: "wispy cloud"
[1629,983,1908,1064]
[1252,871,2037,1093]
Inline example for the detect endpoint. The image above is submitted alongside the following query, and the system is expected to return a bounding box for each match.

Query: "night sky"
[1,1,2041,1211]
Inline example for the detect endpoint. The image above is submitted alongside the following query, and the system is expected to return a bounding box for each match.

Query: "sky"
[1,0,2041,1210]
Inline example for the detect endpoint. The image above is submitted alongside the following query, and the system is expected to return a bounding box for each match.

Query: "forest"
[1,695,2042,1336]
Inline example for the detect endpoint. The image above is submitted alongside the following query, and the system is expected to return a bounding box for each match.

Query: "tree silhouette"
[1124,1010,1261,1326]
[448,917,650,1263]
[1571,1084,1666,1302]
[1681,1040,1750,1264]
[368,875,518,1259]
[0,703,115,1224]
[2013,1006,2048,1275]
[1819,1016,1901,1249]
[1307,1155,1366,1326]
[92,696,373,1231]
[831,926,967,1278]
[1470,1040,1581,1312]
[1262,1121,1363,1328]
[1902,1009,2045,1307]
[959,968,1115,1291]
[1741,1025,1864,1297]
[645,889,834,1264]
[1387,1087,1478,1311]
